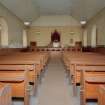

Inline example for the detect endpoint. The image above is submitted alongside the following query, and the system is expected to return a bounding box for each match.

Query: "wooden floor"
[13,55,97,105]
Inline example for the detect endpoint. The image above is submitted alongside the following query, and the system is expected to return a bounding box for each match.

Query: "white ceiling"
[0,0,39,22]
[71,0,105,21]
[0,0,105,22]
[36,0,72,15]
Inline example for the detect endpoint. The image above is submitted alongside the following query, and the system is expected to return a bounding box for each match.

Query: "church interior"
[0,0,105,105]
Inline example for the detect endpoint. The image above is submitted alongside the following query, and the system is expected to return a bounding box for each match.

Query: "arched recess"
[91,25,97,47]
[23,29,28,47]
[83,29,88,47]
[0,17,8,47]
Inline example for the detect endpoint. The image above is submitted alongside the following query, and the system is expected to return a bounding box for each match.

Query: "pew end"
[0,84,12,105]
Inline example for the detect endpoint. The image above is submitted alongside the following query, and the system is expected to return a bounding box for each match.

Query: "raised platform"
[30,47,82,52]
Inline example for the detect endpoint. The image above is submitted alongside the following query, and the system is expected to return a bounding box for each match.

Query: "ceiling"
[0,0,105,22]
[0,0,39,22]
[36,0,72,15]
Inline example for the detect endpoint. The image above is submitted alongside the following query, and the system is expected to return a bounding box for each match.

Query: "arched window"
[83,29,87,47]
[0,17,8,47]
[91,25,97,47]
[23,29,27,47]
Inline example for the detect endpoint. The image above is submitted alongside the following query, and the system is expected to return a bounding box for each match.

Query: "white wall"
[86,7,105,46]
[0,3,24,47]
[28,15,82,47]
[31,15,81,26]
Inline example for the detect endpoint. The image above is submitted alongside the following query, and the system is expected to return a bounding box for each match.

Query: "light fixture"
[80,20,86,25]
[69,32,75,35]
[24,21,30,26]
[80,17,87,25]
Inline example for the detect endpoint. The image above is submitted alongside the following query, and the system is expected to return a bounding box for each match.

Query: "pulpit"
[53,41,60,48]
[50,30,61,48]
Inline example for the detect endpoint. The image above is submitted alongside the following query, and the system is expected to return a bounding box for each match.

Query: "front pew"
[78,66,105,105]
[0,52,49,96]
[0,65,30,105]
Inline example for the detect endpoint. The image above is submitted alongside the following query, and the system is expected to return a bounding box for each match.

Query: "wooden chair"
[0,84,12,105]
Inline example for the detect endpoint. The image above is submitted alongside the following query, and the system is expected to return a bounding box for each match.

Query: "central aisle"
[37,56,79,105]
[14,54,97,105]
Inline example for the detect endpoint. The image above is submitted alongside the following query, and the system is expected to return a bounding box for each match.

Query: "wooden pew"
[66,54,105,88]
[0,59,36,83]
[0,84,12,105]
[0,65,30,105]
[12,52,49,78]
[0,54,39,81]
[63,52,95,71]
[77,65,105,105]
[98,85,105,105]
[63,52,105,96]
[0,52,49,95]
[71,59,105,94]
